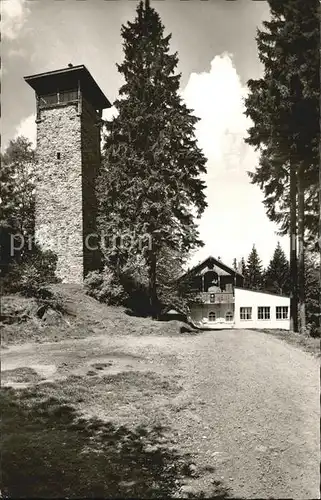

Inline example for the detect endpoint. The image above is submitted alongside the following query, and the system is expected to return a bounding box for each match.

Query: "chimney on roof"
[68,63,73,68]
[218,256,221,261]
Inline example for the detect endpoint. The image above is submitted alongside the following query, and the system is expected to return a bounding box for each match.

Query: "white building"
[183,256,290,330]
[233,288,290,329]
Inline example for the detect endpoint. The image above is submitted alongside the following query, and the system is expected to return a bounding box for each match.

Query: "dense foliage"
[245,0,319,241]
[264,242,290,295]
[1,245,59,296]
[1,137,59,293]
[305,253,320,336]
[97,0,207,316]
[244,245,263,290]
[244,0,319,331]
[85,247,197,317]
[0,137,36,237]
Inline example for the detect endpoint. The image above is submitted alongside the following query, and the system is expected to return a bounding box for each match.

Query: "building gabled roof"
[180,255,243,281]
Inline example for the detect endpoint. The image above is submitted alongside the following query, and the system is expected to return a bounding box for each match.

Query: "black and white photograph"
[1,0,320,498]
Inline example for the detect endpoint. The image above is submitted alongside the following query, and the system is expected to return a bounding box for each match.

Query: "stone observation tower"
[24,65,111,283]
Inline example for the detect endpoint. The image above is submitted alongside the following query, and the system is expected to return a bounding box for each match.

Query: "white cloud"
[8,47,26,58]
[1,0,30,40]
[182,53,289,268]
[14,114,36,147]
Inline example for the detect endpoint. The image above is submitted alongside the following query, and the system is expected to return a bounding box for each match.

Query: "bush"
[84,266,153,315]
[84,268,128,306]
[84,263,194,318]
[307,323,321,338]
[1,246,59,296]
[121,272,151,317]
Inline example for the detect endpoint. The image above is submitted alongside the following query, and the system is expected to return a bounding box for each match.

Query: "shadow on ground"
[1,387,231,499]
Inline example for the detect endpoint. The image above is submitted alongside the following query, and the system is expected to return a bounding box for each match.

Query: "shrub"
[85,262,195,318]
[121,271,151,316]
[84,267,128,306]
[1,245,59,296]
[307,323,321,338]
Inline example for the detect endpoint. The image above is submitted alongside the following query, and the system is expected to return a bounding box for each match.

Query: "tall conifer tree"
[264,242,290,295]
[98,0,207,317]
[246,245,263,290]
[244,0,319,331]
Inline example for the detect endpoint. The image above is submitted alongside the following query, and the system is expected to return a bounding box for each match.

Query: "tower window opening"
[57,152,61,160]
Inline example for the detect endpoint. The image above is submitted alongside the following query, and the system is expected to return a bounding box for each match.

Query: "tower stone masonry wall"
[35,104,84,283]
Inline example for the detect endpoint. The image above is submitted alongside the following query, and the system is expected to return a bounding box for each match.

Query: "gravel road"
[2,328,319,499]
[167,329,320,499]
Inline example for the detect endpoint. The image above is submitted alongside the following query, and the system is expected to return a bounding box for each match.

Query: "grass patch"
[1,286,198,347]
[254,328,320,357]
[2,367,44,384]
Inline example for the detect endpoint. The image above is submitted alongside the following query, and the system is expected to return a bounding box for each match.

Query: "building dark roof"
[180,255,243,280]
[24,64,111,110]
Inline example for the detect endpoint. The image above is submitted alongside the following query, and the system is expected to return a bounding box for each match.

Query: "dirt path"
[2,329,319,499]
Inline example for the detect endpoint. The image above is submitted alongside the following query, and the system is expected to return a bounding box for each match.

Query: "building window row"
[38,89,78,108]
[240,306,288,321]
[208,311,234,322]
[207,306,289,322]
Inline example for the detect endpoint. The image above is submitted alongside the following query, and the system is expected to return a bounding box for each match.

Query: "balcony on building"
[199,290,235,304]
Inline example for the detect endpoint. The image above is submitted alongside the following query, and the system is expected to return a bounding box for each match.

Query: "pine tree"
[244,0,319,331]
[97,0,207,317]
[264,242,290,295]
[246,245,263,290]
[232,258,237,271]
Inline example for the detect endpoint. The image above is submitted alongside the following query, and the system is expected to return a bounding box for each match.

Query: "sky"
[2,0,289,269]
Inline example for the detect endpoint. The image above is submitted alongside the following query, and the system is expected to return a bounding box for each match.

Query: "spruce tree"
[246,245,263,290]
[264,242,290,295]
[98,0,207,317]
[244,0,319,332]
[232,258,237,272]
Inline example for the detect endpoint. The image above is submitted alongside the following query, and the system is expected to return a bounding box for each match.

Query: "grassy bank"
[254,328,320,357]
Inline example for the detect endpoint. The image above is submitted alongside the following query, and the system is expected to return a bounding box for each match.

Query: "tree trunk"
[148,250,158,319]
[319,84,321,332]
[290,164,298,332]
[297,163,306,332]
[319,7,321,334]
